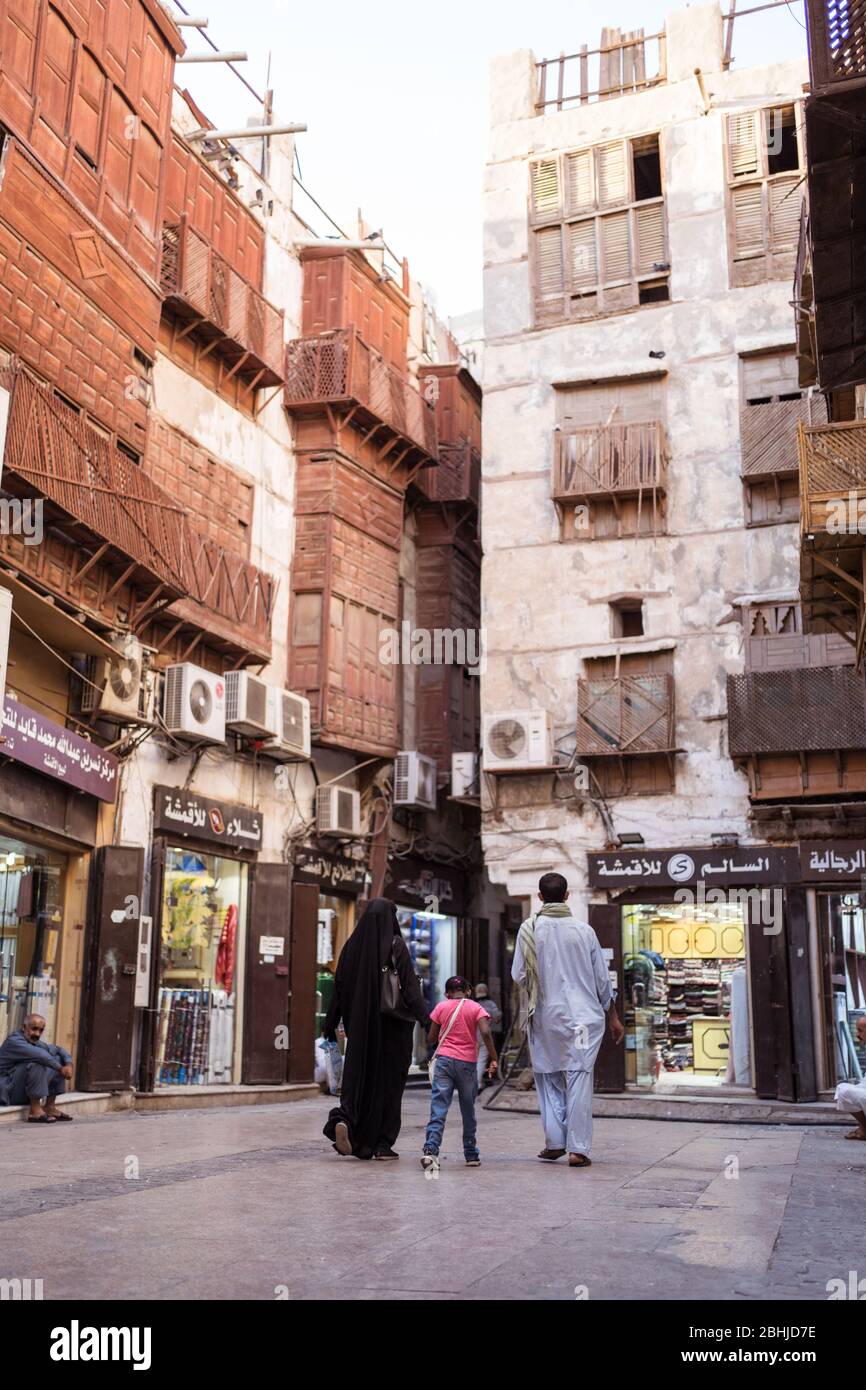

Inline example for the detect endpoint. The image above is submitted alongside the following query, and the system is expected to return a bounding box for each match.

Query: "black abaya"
[322,897,429,1158]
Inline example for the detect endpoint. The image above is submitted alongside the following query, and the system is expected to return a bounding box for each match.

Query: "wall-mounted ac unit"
[163,662,226,743]
[451,751,479,798]
[81,635,149,722]
[224,670,275,739]
[482,710,553,772]
[261,689,311,759]
[316,784,361,838]
[394,751,438,811]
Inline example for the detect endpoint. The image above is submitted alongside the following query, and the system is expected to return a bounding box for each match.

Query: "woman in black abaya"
[322,897,429,1160]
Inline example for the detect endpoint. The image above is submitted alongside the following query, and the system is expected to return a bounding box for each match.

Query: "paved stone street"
[0,1093,863,1301]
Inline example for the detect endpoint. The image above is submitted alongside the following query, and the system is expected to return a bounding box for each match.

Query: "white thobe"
[835,1080,866,1119]
[512,913,613,1156]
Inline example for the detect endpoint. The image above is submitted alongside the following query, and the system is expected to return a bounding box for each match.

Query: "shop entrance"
[155,846,249,1086]
[0,833,66,1045]
[397,906,457,1068]
[817,893,866,1089]
[622,901,753,1090]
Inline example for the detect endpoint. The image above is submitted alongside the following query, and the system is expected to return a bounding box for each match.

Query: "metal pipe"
[294,238,385,251]
[176,51,247,63]
[174,16,209,24]
[187,123,307,140]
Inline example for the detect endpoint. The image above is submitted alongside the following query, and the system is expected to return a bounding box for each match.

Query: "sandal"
[49,1112,73,1121]
[844,1128,866,1140]
[538,1147,566,1161]
[27,1114,56,1123]
[568,1153,592,1167]
[334,1120,352,1156]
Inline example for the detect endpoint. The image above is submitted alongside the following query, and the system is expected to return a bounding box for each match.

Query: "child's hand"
[487,1059,498,1076]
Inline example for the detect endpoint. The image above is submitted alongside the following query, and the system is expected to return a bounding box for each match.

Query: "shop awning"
[0,571,119,659]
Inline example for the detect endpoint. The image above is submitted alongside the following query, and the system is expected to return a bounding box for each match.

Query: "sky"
[167,0,809,320]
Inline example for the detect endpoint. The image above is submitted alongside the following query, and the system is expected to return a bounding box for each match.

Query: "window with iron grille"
[726,105,804,288]
[529,134,669,326]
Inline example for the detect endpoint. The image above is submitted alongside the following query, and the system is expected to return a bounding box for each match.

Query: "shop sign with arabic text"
[154,786,262,851]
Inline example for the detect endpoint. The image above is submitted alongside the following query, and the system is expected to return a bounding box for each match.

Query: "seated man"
[0,1013,74,1123]
[835,1016,866,1141]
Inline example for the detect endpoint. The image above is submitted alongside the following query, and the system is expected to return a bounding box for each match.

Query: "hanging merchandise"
[215,904,238,995]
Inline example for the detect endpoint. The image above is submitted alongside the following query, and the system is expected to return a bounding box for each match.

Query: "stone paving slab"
[0,1093,862,1301]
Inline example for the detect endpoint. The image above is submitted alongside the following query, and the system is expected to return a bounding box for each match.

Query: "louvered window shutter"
[568,221,598,288]
[600,212,631,282]
[565,150,594,215]
[768,175,802,249]
[635,204,666,276]
[596,141,628,207]
[728,111,760,179]
[531,158,560,217]
[535,226,565,303]
[731,184,765,256]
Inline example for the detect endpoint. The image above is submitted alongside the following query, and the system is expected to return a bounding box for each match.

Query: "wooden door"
[242,863,292,1084]
[288,882,319,1083]
[590,903,625,1092]
[77,845,144,1091]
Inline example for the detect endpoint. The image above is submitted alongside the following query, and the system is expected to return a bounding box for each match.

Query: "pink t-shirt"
[430,998,488,1063]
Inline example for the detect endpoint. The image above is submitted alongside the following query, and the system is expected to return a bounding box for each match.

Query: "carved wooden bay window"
[727,105,804,288]
[740,348,825,526]
[575,650,677,796]
[530,134,669,325]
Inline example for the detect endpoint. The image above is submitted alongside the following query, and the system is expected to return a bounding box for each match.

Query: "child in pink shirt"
[421,977,498,1169]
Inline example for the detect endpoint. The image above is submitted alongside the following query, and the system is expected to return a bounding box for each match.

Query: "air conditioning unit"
[224,670,276,739]
[81,635,149,722]
[482,710,553,772]
[316,784,361,838]
[393,751,438,811]
[452,751,479,798]
[261,689,311,759]
[163,662,226,743]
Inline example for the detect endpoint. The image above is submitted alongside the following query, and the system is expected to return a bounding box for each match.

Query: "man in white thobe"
[512,872,623,1167]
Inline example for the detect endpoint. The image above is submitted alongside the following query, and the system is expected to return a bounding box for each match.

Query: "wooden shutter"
[589,904,625,1093]
[568,220,597,288]
[596,141,628,206]
[77,846,144,1091]
[600,211,631,282]
[531,158,560,217]
[71,46,104,162]
[768,175,802,249]
[288,882,319,1083]
[742,351,799,401]
[242,863,292,1084]
[104,85,134,200]
[728,110,760,178]
[6,0,40,95]
[635,203,666,276]
[565,149,594,215]
[39,5,75,134]
[130,122,160,234]
[731,183,765,255]
[534,226,565,307]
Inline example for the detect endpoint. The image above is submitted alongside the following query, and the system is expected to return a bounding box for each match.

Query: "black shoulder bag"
[380,937,418,1023]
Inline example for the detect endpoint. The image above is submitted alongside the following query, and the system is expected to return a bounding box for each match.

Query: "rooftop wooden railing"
[416,442,480,507]
[553,421,666,501]
[575,673,675,756]
[798,417,866,533]
[283,327,438,461]
[161,218,285,386]
[536,27,666,112]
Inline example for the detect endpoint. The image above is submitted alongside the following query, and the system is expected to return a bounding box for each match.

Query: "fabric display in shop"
[155,987,235,1085]
[215,905,237,994]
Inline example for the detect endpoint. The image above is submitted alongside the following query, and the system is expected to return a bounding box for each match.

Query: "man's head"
[474,983,489,1000]
[857,1016,866,1047]
[445,976,471,999]
[23,1014,46,1043]
[538,871,569,904]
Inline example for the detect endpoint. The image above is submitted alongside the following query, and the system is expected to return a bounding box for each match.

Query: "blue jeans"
[424,1056,479,1160]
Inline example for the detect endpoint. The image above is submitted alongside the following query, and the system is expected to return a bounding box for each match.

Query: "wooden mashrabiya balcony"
[575,673,675,756]
[798,416,866,664]
[553,420,666,502]
[1,366,275,659]
[283,327,438,465]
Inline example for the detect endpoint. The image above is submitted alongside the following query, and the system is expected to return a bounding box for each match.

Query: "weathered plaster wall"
[481,6,808,915]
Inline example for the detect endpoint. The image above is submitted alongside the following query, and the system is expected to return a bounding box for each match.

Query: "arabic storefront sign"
[153,786,263,851]
[800,841,866,880]
[587,846,799,890]
[1,696,118,803]
[292,846,368,894]
[384,857,467,916]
